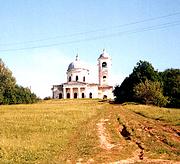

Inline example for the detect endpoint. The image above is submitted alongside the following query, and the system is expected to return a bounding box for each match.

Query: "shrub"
[134,80,169,107]
[44,96,51,100]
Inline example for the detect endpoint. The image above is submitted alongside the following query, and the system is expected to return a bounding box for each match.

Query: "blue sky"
[0,0,180,98]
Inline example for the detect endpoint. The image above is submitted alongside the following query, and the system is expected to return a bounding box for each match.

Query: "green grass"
[0,100,179,163]
[124,104,180,125]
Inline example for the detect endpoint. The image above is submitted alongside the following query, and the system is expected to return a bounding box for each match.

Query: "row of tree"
[0,59,39,105]
[113,60,180,108]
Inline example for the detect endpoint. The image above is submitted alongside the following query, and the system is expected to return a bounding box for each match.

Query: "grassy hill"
[0,99,179,163]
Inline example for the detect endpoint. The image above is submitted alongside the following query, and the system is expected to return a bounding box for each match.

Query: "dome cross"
[75,54,79,61]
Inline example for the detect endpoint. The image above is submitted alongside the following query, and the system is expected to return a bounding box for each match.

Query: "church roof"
[98,49,110,59]
[67,54,89,71]
[63,81,87,85]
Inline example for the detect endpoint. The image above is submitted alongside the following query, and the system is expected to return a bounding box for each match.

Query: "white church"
[52,49,113,99]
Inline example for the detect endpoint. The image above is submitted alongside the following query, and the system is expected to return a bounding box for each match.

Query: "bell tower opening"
[102,62,107,68]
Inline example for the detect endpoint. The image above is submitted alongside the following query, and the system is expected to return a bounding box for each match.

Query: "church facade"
[52,50,113,99]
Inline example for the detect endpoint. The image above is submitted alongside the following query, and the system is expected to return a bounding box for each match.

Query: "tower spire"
[75,53,79,61]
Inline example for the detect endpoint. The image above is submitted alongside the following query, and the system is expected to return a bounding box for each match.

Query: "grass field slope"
[0,99,179,163]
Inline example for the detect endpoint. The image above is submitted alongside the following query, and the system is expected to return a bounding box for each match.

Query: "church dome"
[67,54,88,71]
[99,49,110,59]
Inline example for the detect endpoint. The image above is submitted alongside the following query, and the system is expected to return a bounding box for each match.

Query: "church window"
[67,93,70,98]
[103,76,106,79]
[74,93,78,98]
[82,93,85,98]
[69,76,71,82]
[89,92,92,98]
[83,76,85,82]
[102,62,107,68]
[76,76,78,81]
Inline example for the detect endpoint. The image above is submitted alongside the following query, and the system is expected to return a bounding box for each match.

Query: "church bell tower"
[98,49,111,86]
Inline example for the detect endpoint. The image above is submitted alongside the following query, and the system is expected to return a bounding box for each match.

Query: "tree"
[131,60,160,85]
[113,76,134,103]
[113,60,160,103]
[134,80,169,107]
[14,85,38,104]
[160,69,180,108]
[0,58,39,104]
[0,59,16,104]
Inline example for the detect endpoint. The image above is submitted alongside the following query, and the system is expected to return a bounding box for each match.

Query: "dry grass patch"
[0,100,179,163]
[0,99,100,163]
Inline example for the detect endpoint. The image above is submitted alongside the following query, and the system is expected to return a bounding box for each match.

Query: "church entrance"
[103,95,107,99]
[74,93,78,98]
[89,92,92,98]
[67,93,70,99]
[59,93,62,99]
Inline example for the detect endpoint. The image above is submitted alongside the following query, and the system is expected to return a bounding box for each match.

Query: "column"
[63,87,66,99]
[78,87,80,98]
[70,87,73,99]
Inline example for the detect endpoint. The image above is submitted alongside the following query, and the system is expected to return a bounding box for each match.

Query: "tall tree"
[0,59,16,104]
[113,60,160,103]
[131,60,160,83]
[160,69,180,108]
[0,58,38,104]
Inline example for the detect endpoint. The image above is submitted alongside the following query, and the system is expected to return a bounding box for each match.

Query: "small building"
[52,50,113,99]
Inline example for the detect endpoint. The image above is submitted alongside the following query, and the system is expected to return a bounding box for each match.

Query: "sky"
[0,0,180,98]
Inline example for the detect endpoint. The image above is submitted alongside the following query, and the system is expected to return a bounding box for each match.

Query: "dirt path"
[94,105,180,164]
[96,118,115,150]
[68,103,179,164]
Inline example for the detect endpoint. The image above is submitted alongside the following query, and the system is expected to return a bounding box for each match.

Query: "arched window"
[74,93,78,98]
[67,93,70,98]
[89,92,92,98]
[102,62,107,68]
[83,76,85,82]
[82,93,85,98]
[103,76,107,82]
[69,76,71,82]
[59,93,62,99]
[76,76,78,81]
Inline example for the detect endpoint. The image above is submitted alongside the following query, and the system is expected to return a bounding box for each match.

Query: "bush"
[44,96,51,100]
[134,80,169,107]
